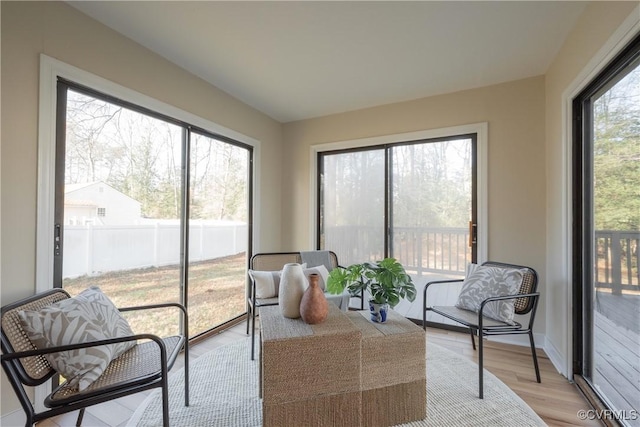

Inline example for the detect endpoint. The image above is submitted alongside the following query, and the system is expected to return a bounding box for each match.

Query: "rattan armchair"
[423,261,541,398]
[1,288,189,427]
[246,251,346,360]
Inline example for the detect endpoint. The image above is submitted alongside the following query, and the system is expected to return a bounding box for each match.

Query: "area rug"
[128,340,546,427]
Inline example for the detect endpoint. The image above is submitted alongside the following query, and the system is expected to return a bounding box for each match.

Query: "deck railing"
[595,230,640,294]
[327,227,640,291]
[392,227,471,275]
[325,226,470,276]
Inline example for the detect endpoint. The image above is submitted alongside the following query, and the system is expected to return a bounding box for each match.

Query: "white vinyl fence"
[63,222,248,279]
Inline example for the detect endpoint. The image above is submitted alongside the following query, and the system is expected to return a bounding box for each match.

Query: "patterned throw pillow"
[455,263,524,325]
[18,286,136,390]
[249,264,330,298]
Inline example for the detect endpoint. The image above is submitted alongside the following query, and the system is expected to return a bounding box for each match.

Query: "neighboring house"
[64,181,142,225]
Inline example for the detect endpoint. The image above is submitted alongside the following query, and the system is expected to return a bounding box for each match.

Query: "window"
[317,130,481,322]
[50,75,253,340]
[573,33,640,423]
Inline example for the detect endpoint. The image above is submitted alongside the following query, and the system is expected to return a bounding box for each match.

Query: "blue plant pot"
[369,301,389,323]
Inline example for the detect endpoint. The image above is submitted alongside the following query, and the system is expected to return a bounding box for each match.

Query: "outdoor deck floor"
[593,291,640,426]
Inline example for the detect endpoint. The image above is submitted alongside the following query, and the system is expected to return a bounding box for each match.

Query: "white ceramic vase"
[279,263,307,318]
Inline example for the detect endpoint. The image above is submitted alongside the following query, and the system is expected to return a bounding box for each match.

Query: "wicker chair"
[246,251,347,360]
[1,288,189,427]
[422,261,541,398]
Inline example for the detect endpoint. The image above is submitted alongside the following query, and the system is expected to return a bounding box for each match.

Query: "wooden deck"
[593,291,640,426]
[595,290,639,335]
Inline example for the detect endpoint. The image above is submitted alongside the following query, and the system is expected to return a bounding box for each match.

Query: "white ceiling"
[69,1,587,123]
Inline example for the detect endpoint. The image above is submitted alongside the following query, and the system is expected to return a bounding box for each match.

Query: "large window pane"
[391,139,473,274]
[321,149,385,265]
[59,85,253,339]
[188,133,249,335]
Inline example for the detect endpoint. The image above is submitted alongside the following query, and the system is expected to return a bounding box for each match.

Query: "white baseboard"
[542,337,568,378]
[1,408,26,427]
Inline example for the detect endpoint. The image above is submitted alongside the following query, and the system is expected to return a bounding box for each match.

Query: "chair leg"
[251,305,257,361]
[478,331,484,399]
[75,409,85,427]
[184,343,190,407]
[469,328,476,350]
[422,305,427,331]
[246,304,251,335]
[161,379,170,427]
[529,331,541,383]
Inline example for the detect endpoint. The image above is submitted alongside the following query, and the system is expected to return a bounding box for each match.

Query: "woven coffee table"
[260,304,362,426]
[260,305,426,427]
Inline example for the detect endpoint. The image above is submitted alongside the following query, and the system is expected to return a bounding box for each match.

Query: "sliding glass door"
[319,135,476,321]
[55,81,252,338]
[574,35,639,426]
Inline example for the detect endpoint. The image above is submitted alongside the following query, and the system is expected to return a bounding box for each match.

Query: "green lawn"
[63,253,247,338]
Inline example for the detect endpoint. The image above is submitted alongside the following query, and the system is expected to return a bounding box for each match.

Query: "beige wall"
[1,0,637,419]
[544,2,638,370]
[1,1,283,415]
[282,76,547,324]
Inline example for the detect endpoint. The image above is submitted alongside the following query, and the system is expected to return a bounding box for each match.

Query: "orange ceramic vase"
[300,273,329,324]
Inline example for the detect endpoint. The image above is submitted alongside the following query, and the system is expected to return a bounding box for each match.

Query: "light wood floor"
[39,320,600,427]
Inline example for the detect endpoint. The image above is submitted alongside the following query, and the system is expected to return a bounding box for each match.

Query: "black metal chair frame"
[246,251,341,360]
[422,261,541,398]
[1,288,189,427]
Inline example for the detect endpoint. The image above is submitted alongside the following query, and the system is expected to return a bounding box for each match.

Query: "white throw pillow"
[248,270,282,299]
[18,286,136,390]
[455,263,524,325]
[303,264,330,291]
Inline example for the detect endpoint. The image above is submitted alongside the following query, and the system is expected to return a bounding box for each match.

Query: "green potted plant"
[327,258,416,323]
